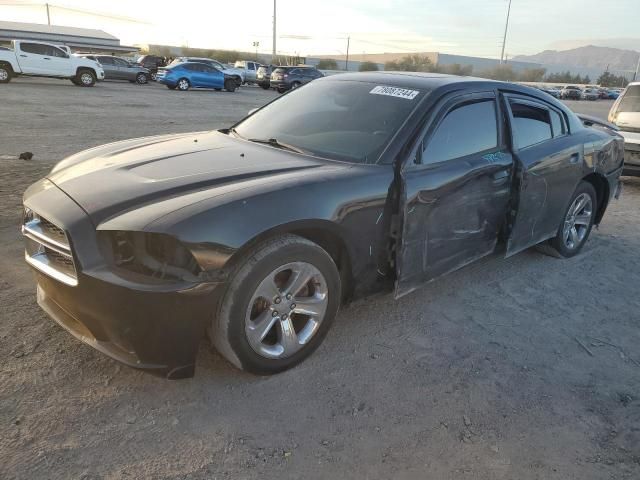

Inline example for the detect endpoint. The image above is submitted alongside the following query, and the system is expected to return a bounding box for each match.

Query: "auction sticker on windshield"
[370,86,420,100]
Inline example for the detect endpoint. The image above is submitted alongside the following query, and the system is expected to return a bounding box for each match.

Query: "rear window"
[510,101,553,149]
[618,85,640,113]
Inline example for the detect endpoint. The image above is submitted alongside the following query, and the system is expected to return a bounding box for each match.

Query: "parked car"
[22,73,624,378]
[608,89,621,99]
[170,57,244,85]
[156,61,238,91]
[540,87,560,98]
[0,40,104,86]
[270,66,324,93]
[135,55,166,81]
[609,82,640,175]
[256,64,275,89]
[598,88,610,99]
[78,54,149,84]
[234,60,260,84]
[581,88,600,101]
[560,85,582,100]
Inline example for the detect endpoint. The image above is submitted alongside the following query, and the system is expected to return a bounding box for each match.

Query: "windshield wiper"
[248,138,309,155]
[228,127,244,138]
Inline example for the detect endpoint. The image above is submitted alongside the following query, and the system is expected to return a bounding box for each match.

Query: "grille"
[22,209,77,286]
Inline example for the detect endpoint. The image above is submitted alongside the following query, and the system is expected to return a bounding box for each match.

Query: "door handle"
[570,153,580,164]
[43,57,50,60]
[20,54,27,57]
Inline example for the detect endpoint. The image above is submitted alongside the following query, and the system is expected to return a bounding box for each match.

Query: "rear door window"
[423,99,498,164]
[509,100,552,149]
[21,43,46,55]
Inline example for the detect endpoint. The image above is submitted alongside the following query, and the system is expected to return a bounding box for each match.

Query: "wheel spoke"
[247,310,278,343]
[278,317,300,354]
[293,297,326,317]
[254,275,281,301]
[283,264,314,297]
[573,195,587,215]
[574,213,591,226]
[569,226,579,245]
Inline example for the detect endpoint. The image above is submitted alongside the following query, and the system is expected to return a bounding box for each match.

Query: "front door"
[396,91,514,297]
[503,94,584,255]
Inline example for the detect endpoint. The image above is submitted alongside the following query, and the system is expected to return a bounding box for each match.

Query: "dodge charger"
[22,72,624,379]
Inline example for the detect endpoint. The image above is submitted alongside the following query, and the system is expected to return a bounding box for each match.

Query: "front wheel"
[136,73,148,84]
[210,235,341,374]
[224,79,237,92]
[539,181,597,258]
[76,69,96,87]
[150,71,157,81]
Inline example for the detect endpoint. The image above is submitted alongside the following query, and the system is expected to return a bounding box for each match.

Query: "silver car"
[609,82,640,175]
[79,54,150,84]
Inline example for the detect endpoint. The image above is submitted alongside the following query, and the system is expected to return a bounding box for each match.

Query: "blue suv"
[157,62,238,92]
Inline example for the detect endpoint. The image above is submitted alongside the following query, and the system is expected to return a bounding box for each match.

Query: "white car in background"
[609,82,640,175]
[0,39,104,86]
[169,57,245,84]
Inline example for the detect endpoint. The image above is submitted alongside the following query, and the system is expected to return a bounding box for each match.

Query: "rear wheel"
[210,235,341,374]
[538,181,597,258]
[177,78,190,91]
[0,63,12,83]
[260,84,270,90]
[224,79,237,92]
[135,72,148,84]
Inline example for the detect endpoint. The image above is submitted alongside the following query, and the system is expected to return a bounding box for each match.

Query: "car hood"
[48,131,336,225]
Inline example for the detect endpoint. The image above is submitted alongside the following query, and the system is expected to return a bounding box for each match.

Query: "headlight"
[98,231,202,282]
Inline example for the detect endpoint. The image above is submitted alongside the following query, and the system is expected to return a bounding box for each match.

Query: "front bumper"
[620,130,640,173]
[23,179,221,379]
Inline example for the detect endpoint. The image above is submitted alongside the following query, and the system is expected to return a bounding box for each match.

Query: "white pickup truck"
[0,40,104,86]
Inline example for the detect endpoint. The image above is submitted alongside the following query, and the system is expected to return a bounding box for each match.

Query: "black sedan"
[22,73,624,379]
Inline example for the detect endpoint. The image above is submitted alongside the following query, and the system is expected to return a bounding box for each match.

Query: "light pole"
[634,53,640,82]
[46,3,51,25]
[253,41,260,61]
[345,36,350,71]
[500,0,512,64]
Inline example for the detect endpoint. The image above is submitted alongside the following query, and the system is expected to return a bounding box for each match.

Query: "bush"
[358,61,379,72]
[384,54,435,72]
[317,59,339,70]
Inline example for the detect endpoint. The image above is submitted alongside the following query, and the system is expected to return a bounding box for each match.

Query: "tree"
[597,71,630,87]
[479,65,517,81]
[317,59,338,70]
[518,68,547,82]
[385,54,435,72]
[439,63,473,76]
[358,61,379,72]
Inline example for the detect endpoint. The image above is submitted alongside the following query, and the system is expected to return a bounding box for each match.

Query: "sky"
[0,0,638,58]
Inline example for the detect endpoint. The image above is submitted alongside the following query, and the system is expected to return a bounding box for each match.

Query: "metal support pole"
[500,0,512,64]
[634,53,640,82]
[46,3,51,25]
[345,36,350,71]
[272,0,277,64]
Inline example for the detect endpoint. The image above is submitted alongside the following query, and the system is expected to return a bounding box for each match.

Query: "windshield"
[619,85,640,112]
[234,80,426,164]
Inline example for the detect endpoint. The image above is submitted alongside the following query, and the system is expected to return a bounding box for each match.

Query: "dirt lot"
[1,78,639,480]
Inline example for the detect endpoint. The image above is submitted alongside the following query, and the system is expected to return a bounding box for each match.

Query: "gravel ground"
[1,78,639,480]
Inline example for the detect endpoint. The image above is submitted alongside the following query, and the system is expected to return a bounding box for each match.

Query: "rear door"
[16,42,49,74]
[396,91,514,297]
[503,94,583,255]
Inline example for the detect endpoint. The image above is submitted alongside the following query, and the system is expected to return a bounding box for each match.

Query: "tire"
[260,84,270,90]
[136,73,148,84]
[150,71,158,81]
[210,235,341,374]
[224,79,237,92]
[76,69,96,87]
[166,85,176,90]
[0,63,12,83]
[538,181,597,258]
[214,88,222,91]
[291,81,301,90]
[277,87,286,94]
[176,78,190,91]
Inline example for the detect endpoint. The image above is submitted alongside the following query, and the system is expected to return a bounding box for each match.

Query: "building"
[0,20,138,54]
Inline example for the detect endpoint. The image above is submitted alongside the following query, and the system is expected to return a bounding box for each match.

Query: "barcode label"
[370,86,419,100]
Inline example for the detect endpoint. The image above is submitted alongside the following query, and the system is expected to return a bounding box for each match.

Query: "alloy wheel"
[563,193,593,250]
[178,79,189,90]
[80,73,93,85]
[0,68,8,81]
[245,261,329,359]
